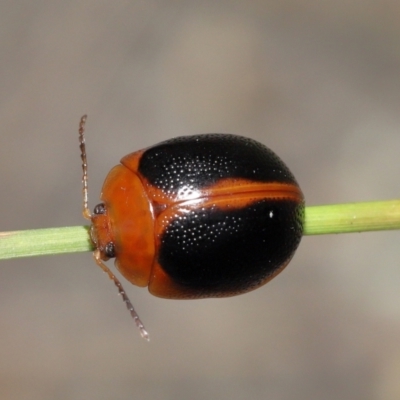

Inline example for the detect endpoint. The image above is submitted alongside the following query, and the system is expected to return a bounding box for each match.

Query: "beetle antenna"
[93,250,150,341]
[79,116,149,341]
[79,115,91,220]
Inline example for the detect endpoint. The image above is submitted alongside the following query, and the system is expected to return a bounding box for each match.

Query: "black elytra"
[135,134,304,296]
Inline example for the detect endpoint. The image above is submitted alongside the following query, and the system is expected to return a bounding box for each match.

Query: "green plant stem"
[304,200,400,235]
[1,200,400,260]
[0,226,94,260]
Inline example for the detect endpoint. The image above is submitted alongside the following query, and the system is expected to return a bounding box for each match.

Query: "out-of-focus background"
[1,1,400,399]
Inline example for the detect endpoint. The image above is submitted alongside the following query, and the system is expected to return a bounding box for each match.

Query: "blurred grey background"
[1,1,400,399]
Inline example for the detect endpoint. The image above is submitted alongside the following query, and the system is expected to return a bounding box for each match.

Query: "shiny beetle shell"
[90,134,304,299]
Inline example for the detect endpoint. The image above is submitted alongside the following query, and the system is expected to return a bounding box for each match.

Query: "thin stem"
[0,200,399,260]
[0,226,93,259]
[304,199,400,235]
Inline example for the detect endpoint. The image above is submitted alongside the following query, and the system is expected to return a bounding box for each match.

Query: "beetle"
[78,116,304,339]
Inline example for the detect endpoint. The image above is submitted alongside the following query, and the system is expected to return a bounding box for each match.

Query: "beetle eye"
[105,242,116,258]
[93,203,106,215]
